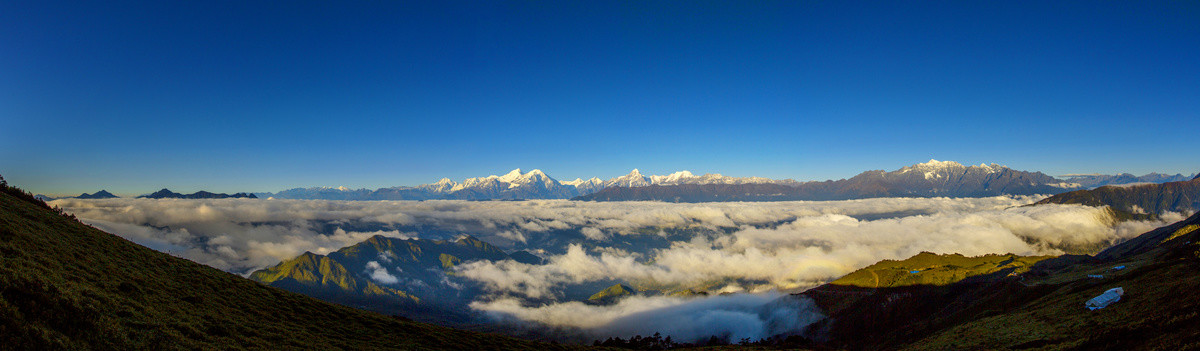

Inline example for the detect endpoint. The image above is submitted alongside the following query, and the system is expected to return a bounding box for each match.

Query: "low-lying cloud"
[48,196,1185,341]
[51,196,1049,273]
[459,205,1182,299]
[366,261,399,284]
[473,292,823,343]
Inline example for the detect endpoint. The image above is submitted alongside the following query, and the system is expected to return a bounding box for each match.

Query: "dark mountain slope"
[510,250,545,265]
[1034,177,1200,218]
[801,212,1200,350]
[0,183,574,350]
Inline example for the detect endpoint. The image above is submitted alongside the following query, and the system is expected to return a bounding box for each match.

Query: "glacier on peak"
[497,169,525,183]
[604,169,652,188]
[902,159,1006,174]
[915,159,964,169]
[651,170,697,184]
[562,177,603,187]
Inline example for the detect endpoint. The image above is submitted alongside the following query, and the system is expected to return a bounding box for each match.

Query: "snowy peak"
[917,159,964,169]
[497,169,525,183]
[432,168,569,196]
[605,169,652,188]
[504,169,557,189]
[419,178,458,193]
[898,160,1008,178]
[562,177,604,194]
[263,167,794,200]
[521,169,551,182]
[562,177,603,187]
[650,170,697,184]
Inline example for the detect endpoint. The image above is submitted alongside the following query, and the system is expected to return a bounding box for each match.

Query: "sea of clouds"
[49,196,1183,342]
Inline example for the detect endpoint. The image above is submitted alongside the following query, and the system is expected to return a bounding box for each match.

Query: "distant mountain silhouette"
[1060,172,1194,188]
[75,190,118,199]
[137,189,257,199]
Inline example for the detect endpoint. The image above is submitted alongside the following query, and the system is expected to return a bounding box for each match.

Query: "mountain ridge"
[1033,176,1200,219]
[576,160,1082,202]
[1061,172,1196,189]
[137,188,258,199]
[249,234,517,324]
[240,162,1197,202]
[256,168,801,201]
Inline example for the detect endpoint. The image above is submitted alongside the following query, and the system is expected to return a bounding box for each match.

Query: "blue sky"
[2,1,1197,195]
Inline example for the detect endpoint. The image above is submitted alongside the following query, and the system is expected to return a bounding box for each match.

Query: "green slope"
[904,211,1200,350]
[587,284,635,303]
[0,182,577,350]
[249,233,514,321]
[828,252,1053,288]
[247,251,418,305]
[803,211,1200,350]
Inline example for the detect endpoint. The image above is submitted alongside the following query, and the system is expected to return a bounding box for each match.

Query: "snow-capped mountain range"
[575,160,1159,202]
[254,160,1191,201]
[256,168,798,200]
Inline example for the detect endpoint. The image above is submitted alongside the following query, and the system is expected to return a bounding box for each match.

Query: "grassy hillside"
[802,211,1200,350]
[829,252,1052,288]
[587,284,635,304]
[247,251,419,306]
[0,183,579,350]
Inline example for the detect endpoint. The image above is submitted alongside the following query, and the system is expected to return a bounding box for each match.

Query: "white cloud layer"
[458,205,1183,299]
[48,196,1185,340]
[51,196,1052,273]
[472,292,824,343]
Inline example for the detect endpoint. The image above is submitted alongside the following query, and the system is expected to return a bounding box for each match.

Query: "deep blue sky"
[2,1,1198,195]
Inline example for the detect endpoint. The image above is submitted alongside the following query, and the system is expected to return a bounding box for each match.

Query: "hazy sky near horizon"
[2,1,1198,195]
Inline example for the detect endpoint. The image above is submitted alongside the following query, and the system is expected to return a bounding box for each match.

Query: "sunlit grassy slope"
[804,211,1200,350]
[587,284,635,303]
[905,212,1200,350]
[831,252,1053,288]
[0,184,578,350]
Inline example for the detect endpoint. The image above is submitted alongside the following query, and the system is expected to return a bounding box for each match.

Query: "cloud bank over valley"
[49,196,1183,341]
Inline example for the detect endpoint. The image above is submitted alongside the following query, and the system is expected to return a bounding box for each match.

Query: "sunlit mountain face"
[50,190,1186,343]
